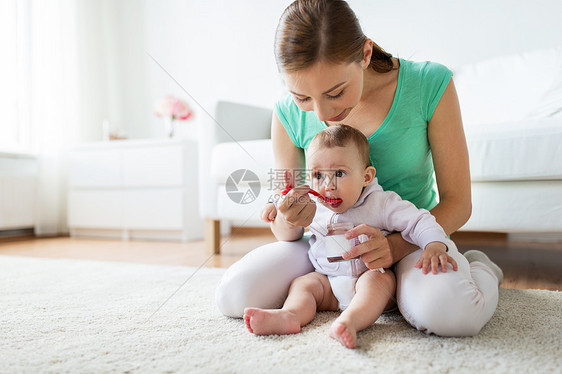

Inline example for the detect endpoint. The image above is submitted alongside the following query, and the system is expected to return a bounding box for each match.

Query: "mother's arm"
[387,79,471,262]
[269,113,316,241]
[427,79,472,234]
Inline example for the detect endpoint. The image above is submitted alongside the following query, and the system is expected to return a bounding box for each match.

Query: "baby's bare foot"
[329,319,357,349]
[243,308,301,336]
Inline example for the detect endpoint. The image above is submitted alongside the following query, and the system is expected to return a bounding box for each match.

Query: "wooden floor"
[0,229,560,291]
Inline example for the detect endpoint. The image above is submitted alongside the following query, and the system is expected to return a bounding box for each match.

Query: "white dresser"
[67,138,203,241]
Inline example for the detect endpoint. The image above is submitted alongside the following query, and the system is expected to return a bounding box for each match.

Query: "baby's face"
[306,143,373,214]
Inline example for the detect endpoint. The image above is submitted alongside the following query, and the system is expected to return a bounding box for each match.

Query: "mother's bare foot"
[243,308,301,336]
[329,319,357,349]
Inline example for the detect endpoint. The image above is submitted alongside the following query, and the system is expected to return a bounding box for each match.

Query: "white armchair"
[198,101,275,254]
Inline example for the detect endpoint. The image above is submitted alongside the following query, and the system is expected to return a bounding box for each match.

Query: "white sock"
[464,250,504,285]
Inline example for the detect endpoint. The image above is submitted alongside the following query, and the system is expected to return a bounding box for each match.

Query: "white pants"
[215,237,499,337]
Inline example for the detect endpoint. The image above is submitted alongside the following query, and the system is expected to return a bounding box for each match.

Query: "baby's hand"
[260,203,277,223]
[414,242,458,275]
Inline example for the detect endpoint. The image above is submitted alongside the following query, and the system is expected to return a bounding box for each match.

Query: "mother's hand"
[342,224,394,269]
[275,170,316,228]
[276,184,317,227]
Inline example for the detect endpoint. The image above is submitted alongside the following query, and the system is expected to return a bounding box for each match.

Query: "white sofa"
[199,47,562,254]
[454,46,562,234]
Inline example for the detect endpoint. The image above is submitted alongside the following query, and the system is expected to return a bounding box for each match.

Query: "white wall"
[141,0,289,139]
[352,0,562,68]
[101,0,562,140]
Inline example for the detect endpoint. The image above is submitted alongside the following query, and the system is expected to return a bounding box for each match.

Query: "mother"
[216,0,501,336]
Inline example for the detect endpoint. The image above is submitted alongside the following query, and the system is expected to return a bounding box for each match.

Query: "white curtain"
[28,0,81,235]
[13,0,145,235]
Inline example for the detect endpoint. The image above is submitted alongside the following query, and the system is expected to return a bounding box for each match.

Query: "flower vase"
[164,117,175,138]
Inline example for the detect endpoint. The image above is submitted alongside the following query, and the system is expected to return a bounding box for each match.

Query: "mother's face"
[283,61,365,123]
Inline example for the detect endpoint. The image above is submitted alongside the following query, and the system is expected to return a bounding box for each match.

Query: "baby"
[244,124,457,349]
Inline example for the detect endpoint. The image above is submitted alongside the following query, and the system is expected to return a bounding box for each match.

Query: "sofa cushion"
[454,46,562,126]
[526,72,562,119]
[466,117,562,181]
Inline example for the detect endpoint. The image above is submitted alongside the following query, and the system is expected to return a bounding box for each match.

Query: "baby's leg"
[329,270,396,348]
[244,272,338,336]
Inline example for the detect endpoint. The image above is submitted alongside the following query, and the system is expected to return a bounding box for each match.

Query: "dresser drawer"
[122,146,184,187]
[68,150,121,187]
[123,188,184,230]
[68,190,122,228]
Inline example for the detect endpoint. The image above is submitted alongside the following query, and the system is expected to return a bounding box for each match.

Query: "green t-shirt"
[274,58,453,210]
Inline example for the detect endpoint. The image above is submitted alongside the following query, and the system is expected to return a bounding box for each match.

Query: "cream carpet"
[1,255,561,374]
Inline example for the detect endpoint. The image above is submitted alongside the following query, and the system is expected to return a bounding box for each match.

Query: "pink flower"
[154,96,194,121]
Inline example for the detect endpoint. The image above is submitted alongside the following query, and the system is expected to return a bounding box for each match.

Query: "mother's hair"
[274,0,394,73]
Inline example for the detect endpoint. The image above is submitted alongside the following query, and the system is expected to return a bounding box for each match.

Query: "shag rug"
[1,256,561,374]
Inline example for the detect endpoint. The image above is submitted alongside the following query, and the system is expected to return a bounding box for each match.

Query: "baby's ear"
[363,166,376,185]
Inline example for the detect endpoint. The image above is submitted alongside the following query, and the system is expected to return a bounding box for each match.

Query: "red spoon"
[281,186,343,204]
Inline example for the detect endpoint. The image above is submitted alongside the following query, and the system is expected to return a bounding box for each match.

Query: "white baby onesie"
[307,178,448,310]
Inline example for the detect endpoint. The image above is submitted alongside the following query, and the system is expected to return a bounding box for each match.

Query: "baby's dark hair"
[310,124,371,168]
